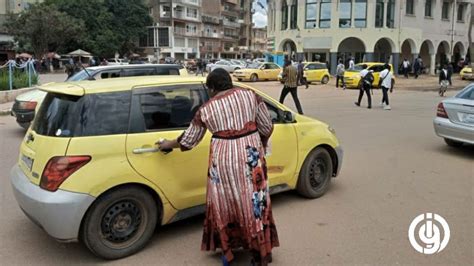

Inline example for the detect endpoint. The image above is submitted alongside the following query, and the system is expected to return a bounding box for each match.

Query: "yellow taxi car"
[10,76,343,259]
[460,66,472,80]
[344,62,395,89]
[277,62,331,85]
[233,62,282,82]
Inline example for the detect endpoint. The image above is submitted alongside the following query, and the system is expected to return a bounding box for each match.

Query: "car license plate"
[21,154,34,171]
[459,112,474,124]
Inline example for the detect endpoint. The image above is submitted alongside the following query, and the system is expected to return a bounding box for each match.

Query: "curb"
[0,108,12,116]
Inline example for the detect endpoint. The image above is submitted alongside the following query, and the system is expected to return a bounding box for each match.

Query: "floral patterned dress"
[178,88,279,264]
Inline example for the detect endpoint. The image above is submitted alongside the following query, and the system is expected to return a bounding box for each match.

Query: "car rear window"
[33,91,131,137]
[456,86,474,100]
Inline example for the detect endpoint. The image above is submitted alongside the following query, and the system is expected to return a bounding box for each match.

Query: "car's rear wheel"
[250,74,258,82]
[444,138,463,148]
[296,147,333,199]
[321,75,329,84]
[81,187,158,259]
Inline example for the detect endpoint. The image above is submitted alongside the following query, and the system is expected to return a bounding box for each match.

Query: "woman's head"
[206,68,233,93]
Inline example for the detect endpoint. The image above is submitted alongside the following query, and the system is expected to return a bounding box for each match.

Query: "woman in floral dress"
[159,69,279,265]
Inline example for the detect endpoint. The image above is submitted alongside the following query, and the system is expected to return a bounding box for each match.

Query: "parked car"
[11,64,187,129]
[233,62,282,82]
[206,60,243,73]
[253,58,266,63]
[433,83,474,147]
[107,58,129,65]
[10,75,343,259]
[278,62,330,85]
[343,62,396,89]
[460,66,473,80]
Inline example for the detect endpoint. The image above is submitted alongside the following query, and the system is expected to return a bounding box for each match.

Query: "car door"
[305,64,317,82]
[314,63,326,81]
[126,83,210,210]
[269,63,282,80]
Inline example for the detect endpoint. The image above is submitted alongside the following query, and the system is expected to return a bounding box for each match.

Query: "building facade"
[267,0,472,74]
[251,27,269,58]
[141,0,254,60]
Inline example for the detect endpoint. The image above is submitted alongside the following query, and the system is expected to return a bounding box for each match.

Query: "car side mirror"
[283,111,295,123]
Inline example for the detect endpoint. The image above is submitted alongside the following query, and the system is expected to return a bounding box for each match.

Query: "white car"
[433,83,474,147]
[207,60,243,73]
[107,58,129,65]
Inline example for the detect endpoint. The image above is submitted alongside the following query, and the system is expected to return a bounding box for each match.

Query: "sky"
[252,1,268,28]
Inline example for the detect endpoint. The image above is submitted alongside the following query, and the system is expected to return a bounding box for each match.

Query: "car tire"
[81,186,158,259]
[444,138,463,148]
[250,74,258,82]
[321,75,329,84]
[296,147,333,199]
[18,122,30,130]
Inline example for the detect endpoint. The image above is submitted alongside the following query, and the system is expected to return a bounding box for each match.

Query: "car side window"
[369,65,383,72]
[96,70,121,79]
[121,68,156,77]
[306,64,316,70]
[129,84,208,133]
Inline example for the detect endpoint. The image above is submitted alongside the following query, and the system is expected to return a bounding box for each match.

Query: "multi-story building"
[0,0,43,61]
[141,0,254,60]
[251,27,268,58]
[267,0,472,74]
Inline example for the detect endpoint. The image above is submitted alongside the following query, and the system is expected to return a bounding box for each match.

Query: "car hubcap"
[309,158,326,189]
[101,200,142,244]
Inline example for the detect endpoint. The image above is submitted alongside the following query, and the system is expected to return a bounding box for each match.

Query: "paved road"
[0,81,472,265]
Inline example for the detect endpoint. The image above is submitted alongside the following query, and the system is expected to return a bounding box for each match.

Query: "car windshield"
[247,63,262,69]
[67,69,96,81]
[456,85,474,100]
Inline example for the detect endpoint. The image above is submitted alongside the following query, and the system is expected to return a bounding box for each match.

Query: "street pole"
[450,0,457,59]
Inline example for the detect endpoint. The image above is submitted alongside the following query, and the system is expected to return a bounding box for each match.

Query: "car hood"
[15,88,48,102]
[235,69,259,73]
[462,67,472,73]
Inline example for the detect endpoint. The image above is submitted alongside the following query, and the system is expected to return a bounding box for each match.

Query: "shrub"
[0,68,38,91]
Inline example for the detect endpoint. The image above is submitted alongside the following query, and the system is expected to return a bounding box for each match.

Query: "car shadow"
[432,143,474,159]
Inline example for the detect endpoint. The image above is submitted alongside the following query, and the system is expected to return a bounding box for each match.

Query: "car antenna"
[80,63,94,80]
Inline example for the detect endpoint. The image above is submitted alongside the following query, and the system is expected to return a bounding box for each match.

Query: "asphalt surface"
[0,80,472,265]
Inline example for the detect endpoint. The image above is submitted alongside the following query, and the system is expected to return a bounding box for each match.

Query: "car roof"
[38,76,207,96]
[86,64,182,71]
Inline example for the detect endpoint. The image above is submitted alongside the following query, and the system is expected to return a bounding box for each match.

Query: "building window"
[425,0,432,17]
[406,0,414,15]
[442,1,450,20]
[305,0,317,29]
[354,0,367,28]
[375,0,384,28]
[319,0,331,28]
[290,3,298,29]
[457,4,465,22]
[158,27,170,47]
[339,0,352,28]
[175,37,185,47]
[187,8,197,18]
[386,0,395,28]
[281,1,288,30]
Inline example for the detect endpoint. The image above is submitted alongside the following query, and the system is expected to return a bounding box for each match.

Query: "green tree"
[104,0,153,55]
[45,0,119,57]
[4,4,84,58]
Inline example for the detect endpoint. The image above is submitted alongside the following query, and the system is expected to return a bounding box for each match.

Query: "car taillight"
[40,156,91,192]
[436,103,449,118]
[18,101,37,110]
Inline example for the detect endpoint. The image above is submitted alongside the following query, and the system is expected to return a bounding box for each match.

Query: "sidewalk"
[391,73,470,91]
[0,101,13,116]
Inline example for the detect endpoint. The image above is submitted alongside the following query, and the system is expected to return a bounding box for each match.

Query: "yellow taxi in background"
[344,62,395,89]
[277,62,330,85]
[233,62,282,82]
[10,76,343,259]
[460,66,472,80]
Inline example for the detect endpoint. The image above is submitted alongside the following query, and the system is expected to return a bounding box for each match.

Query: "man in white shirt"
[379,64,392,110]
[402,58,410,78]
[354,64,372,109]
[349,57,355,70]
[336,59,346,89]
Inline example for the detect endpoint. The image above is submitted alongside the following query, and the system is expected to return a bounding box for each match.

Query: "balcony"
[202,14,220,24]
[174,11,200,21]
[161,11,171,18]
[202,32,221,38]
[222,20,240,28]
[174,27,200,37]
[223,33,239,39]
[174,0,200,6]
[200,45,221,53]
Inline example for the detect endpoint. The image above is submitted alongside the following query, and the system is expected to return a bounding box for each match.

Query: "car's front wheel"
[81,186,158,259]
[296,147,333,199]
[250,74,258,82]
[321,75,329,84]
[444,138,463,148]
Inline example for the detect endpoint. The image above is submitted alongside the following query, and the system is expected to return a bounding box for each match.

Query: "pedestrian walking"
[354,64,373,109]
[439,64,450,96]
[297,60,308,89]
[158,68,279,266]
[336,60,346,89]
[379,64,392,110]
[279,59,304,114]
[196,59,204,76]
[413,56,422,79]
[402,58,410,78]
[349,57,355,70]
[447,63,453,85]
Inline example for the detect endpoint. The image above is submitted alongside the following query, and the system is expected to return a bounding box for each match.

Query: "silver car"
[207,60,243,73]
[433,83,474,147]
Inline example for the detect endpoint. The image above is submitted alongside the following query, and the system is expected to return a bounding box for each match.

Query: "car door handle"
[133,147,160,154]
